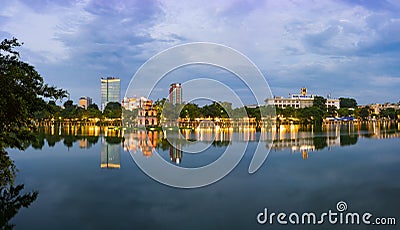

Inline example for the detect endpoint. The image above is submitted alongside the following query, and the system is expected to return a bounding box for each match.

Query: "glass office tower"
[101,77,121,111]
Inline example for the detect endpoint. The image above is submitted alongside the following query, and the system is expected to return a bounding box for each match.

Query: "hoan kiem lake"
[7,121,400,229]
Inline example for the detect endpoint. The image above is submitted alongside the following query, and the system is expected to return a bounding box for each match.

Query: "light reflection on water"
[7,121,400,229]
[30,121,400,168]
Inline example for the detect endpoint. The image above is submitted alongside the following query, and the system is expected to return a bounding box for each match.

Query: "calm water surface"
[7,122,400,229]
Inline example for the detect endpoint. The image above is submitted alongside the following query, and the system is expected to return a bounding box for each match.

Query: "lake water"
[7,122,400,229]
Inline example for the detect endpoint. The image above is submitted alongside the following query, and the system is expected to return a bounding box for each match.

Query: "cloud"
[0,0,399,105]
[0,0,93,64]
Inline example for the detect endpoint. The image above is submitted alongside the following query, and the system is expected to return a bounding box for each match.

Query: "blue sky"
[1,0,399,106]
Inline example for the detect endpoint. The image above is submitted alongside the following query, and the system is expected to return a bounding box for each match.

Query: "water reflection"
[8,122,399,229]
[100,136,121,169]
[122,130,158,157]
[170,143,182,164]
[30,121,400,165]
[0,151,38,229]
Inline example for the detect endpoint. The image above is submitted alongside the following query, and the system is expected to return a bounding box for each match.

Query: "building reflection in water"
[360,121,400,139]
[123,130,182,164]
[100,136,121,169]
[33,121,400,166]
[79,139,91,149]
[268,124,340,160]
[123,130,158,157]
[170,143,182,164]
[301,150,308,160]
[120,121,400,163]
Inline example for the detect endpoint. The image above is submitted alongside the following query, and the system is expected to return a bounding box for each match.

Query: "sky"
[1,0,399,106]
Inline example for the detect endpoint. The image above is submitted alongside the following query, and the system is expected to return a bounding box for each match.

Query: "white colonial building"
[266,88,340,109]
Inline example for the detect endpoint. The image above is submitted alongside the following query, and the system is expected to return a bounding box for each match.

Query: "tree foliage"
[380,108,396,119]
[359,106,370,120]
[177,101,232,120]
[313,96,327,111]
[179,103,201,120]
[0,38,67,228]
[339,97,357,108]
[0,38,67,150]
[103,102,122,119]
[337,108,351,117]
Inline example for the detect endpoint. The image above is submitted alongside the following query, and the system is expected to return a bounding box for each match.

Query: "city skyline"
[1,1,399,106]
[76,82,397,109]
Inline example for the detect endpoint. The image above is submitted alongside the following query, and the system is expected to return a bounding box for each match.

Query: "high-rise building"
[101,77,120,111]
[79,96,92,109]
[169,83,182,105]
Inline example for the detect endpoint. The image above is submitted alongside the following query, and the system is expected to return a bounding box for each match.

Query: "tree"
[159,101,181,122]
[179,103,201,120]
[312,96,326,123]
[60,100,80,119]
[338,108,350,117]
[231,107,247,118]
[87,103,99,111]
[0,38,63,228]
[0,37,67,150]
[63,100,74,109]
[84,104,102,118]
[200,102,229,118]
[298,106,322,123]
[380,108,396,120]
[214,102,230,118]
[122,108,138,127]
[219,102,233,117]
[339,98,357,108]
[153,98,167,122]
[201,103,218,118]
[103,102,122,119]
[326,106,337,117]
[282,106,296,118]
[245,106,261,121]
[275,107,284,116]
[313,96,327,111]
[359,106,370,120]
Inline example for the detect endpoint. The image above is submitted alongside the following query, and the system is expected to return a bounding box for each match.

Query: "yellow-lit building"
[122,97,138,110]
[137,99,158,127]
[79,96,92,109]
